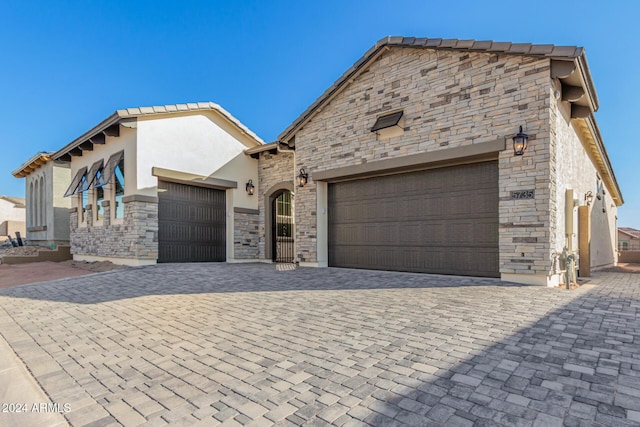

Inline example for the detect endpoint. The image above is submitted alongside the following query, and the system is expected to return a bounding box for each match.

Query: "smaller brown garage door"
[328,161,499,277]
[158,181,226,263]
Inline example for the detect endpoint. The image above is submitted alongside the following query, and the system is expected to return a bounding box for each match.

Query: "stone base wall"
[233,211,259,259]
[70,199,158,261]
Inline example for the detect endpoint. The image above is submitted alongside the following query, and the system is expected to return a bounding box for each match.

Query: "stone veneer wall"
[293,47,553,274]
[257,151,294,260]
[70,199,158,261]
[233,211,259,259]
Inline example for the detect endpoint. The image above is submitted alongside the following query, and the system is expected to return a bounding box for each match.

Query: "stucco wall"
[257,151,295,260]
[0,199,24,223]
[24,161,71,246]
[136,112,259,210]
[292,47,553,275]
[551,95,617,271]
[52,164,72,242]
[0,221,25,238]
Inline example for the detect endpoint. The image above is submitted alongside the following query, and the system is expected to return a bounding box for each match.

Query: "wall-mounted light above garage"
[512,126,529,156]
[371,110,404,139]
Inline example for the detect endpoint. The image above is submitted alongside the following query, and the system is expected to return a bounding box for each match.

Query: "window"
[93,151,125,220]
[86,161,105,223]
[65,152,125,224]
[95,168,104,222]
[82,160,103,192]
[114,157,125,219]
[78,174,89,224]
[95,151,124,187]
[276,191,292,238]
[64,166,88,197]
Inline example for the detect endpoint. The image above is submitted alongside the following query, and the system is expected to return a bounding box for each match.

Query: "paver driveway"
[0,264,639,426]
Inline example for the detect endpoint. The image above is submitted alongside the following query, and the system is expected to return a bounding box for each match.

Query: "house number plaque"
[510,189,535,200]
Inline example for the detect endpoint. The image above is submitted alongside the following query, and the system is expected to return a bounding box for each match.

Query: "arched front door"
[272,190,294,262]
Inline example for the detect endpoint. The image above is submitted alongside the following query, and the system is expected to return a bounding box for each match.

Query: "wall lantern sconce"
[512,126,529,155]
[584,191,593,206]
[245,179,255,195]
[297,168,308,187]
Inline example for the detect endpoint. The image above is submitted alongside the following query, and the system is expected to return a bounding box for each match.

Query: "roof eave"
[618,229,640,239]
[11,152,53,178]
[52,102,265,162]
[51,112,122,161]
[576,114,624,206]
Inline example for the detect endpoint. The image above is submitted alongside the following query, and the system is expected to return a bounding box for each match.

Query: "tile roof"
[619,227,640,239]
[11,152,53,178]
[53,102,264,161]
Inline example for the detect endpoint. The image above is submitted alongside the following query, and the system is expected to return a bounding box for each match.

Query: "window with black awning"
[95,151,124,188]
[63,166,87,197]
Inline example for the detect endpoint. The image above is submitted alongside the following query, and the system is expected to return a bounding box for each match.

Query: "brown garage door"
[328,161,499,277]
[158,181,226,263]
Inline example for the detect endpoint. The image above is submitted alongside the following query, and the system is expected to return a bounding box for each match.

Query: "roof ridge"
[377,36,582,57]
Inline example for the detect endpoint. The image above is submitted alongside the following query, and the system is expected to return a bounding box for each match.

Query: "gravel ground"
[0,242,128,273]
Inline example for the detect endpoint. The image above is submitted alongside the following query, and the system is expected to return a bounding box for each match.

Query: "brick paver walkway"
[0,264,638,426]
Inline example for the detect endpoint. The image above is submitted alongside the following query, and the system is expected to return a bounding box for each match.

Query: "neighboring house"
[0,196,26,240]
[247,37,623,286]
[618,227,640,251]
[50,102,263,266]
[11,152,71,247]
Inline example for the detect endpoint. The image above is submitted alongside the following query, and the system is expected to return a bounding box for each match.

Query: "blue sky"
[1,1,638,228]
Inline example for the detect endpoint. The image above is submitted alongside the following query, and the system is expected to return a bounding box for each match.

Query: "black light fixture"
[245,179,255,195]
[584,191,593,206]
[512,126,529,156]
[297,168,308,187]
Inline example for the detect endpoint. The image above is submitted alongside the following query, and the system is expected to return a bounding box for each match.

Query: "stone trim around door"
[264,182,295,262]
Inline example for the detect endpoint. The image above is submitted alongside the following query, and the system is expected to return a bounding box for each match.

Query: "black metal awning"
[371,111,403,132]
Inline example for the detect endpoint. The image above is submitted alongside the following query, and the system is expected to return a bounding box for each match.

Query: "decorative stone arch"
[264,181,294,261]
